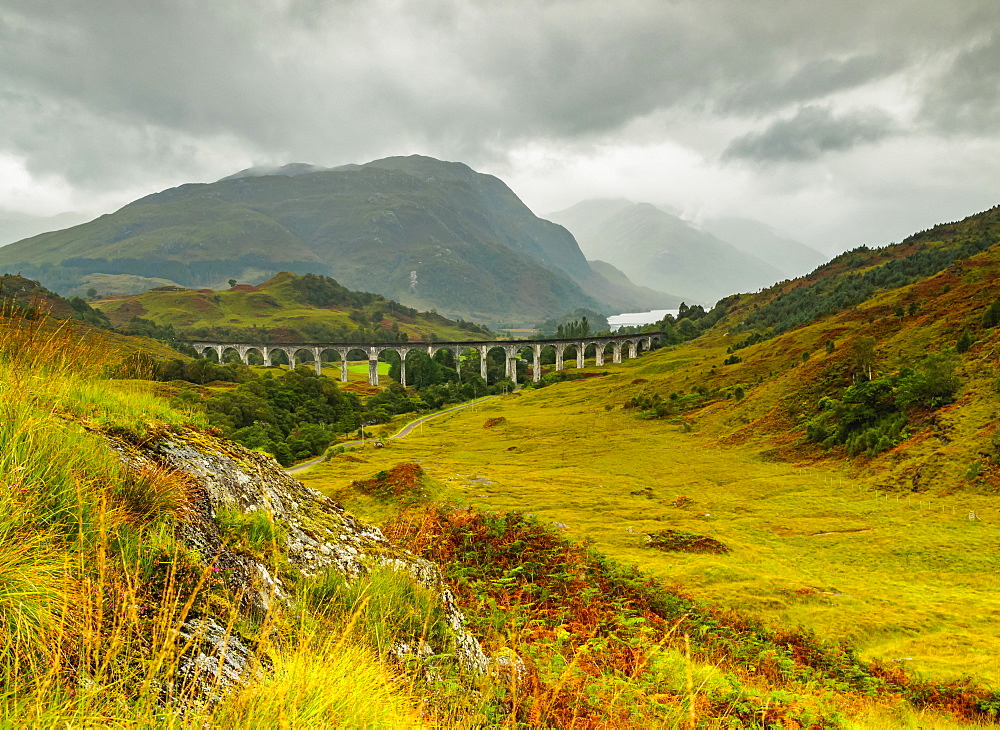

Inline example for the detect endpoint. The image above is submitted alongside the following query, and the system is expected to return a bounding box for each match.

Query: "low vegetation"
[644,529,730,554]
[93,272,494,345]
[804,349,961,456]
[6,205,1000,726]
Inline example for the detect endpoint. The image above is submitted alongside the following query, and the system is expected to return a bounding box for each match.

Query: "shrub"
[805,350,958,456]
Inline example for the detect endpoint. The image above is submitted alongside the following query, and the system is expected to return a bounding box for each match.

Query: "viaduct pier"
[188,332,661,387]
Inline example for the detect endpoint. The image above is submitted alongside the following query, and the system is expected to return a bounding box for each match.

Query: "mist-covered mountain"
[0,210,89,248]
[700,217,826,278]
[0,156,678,325]
[549,200,789,304]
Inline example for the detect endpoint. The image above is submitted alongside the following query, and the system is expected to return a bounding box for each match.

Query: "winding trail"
[285,395,500,475]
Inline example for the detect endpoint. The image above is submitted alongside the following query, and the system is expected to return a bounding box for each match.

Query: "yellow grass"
[301,349,1000,690]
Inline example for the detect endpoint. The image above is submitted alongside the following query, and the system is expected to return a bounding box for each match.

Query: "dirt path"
[285,395,499,475]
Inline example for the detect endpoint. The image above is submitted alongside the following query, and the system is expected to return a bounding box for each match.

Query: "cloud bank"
[1,0,1000,252]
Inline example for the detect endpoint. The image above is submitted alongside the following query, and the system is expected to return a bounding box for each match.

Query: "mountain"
[218,162,333,181]
[0,156,674,326]
[549,200,785,305]
[701,216,826,278]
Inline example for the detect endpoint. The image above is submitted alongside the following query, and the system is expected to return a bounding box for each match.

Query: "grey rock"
[105,428,489,703]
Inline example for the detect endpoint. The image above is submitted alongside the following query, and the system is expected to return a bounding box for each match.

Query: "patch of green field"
[301,352,1000,689]
[93,272,488,342]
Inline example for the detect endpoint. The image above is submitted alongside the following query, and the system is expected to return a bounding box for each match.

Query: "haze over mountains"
[0,156,680,326]
[549,199,827,305]
[0,210,89,248]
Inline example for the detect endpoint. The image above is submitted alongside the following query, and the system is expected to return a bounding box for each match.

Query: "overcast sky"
[2,0,1000,253]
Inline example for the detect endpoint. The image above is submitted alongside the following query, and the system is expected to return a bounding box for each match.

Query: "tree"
[852,337,876,381]
[982,300,1000,329]
[677,318,699,338]
[228,278,237,288]
[956,329,975,353]
[895,351,960,411]
[86,287,98,300]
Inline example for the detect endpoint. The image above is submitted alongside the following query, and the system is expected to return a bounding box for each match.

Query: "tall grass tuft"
[304,566,452,658]
[0,524,73,676]
[209,632,427,728]
[113,463,192,526]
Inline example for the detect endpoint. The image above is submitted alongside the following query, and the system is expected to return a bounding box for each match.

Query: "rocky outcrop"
[106,427,489,702]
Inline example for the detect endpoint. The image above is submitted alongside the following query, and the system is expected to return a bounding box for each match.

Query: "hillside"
[288,205,1000,725]
[678,205,1000,487]
[0,305,497,726]
[93,271,493,343]
[549,200,788,304]
[6,277,998,727]
[0,156,676,325]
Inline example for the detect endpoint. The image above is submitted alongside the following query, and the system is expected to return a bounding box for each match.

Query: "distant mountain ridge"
[0,156,679,325]
[0,210,89,248]
[549,199,826,304]
[700,217,826,279]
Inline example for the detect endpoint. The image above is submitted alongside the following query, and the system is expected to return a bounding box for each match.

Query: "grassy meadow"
[301,344,1000,691]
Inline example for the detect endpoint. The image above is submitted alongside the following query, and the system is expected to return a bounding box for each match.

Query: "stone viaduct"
[187,332,662,387]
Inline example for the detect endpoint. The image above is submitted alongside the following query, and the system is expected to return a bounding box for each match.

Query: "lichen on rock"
[104,427,489,702]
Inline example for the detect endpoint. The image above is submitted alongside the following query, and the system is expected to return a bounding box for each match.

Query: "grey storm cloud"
[719,53,904,113]
[2,0,1000,255]
[1,0,997,184]
[721,106,896,163]
[921,31,1000,136]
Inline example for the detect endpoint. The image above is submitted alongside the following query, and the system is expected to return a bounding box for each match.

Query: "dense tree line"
[288,273,387,309]
[736,230,998,345]
[537,309,610,338]
[384,349,514,412]
[200,368,364,466]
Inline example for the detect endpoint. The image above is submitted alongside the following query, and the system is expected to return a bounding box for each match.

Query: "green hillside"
[93,271,493,343]
[291,205,1000,726]
[0,156,677,325]
[4,207,1000,727]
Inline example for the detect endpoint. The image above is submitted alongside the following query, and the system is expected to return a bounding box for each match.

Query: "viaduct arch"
[188,333,662,387]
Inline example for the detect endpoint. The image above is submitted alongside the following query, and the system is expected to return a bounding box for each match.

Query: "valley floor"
[300,358,1000,690]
